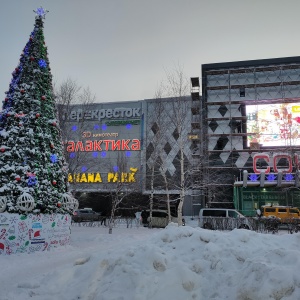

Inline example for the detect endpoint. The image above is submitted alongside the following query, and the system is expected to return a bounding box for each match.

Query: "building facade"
[61,97,199,216]
[202,56,300,215]
[61,56,300,217]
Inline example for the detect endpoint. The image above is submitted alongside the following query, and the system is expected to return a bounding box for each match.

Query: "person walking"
[141,210,148,227]
[101,210,108,226]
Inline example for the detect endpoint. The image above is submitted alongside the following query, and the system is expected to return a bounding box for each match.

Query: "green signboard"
[234,186,300,216]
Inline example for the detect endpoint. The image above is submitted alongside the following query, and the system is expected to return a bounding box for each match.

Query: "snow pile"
[98,225,300,299]
[1,223,300,300]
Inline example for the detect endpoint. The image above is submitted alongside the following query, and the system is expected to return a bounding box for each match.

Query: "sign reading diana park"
[64,102,143,188]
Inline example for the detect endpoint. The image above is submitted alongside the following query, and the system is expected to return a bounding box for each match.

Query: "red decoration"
[52,180,57,185]
[50,143,54,149]
[15,176,21,182]
[30,56,35,61]
[36,113,40,118]
[20,89,25,94]
[41,95,46,100]
[30,37,33,41]
[52,122,57,126]
[4,98,8,102]
[57,202,61,207]
[14,113,25,118]
[19,123,23,127]
[15,68,19,73]
[0,148,5,152]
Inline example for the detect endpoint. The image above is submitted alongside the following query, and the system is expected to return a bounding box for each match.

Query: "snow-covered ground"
[1,218,300,300]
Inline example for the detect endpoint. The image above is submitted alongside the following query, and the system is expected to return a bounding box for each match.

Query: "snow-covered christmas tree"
[0,8,78,216]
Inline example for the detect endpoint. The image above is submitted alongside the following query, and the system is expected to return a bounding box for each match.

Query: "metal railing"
[200,217,300,234]
[72,216,300,234]
[71,217,142,228]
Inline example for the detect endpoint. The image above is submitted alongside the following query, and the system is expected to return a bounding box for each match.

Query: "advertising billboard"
[62,102,143,191]
[246,102,300,147]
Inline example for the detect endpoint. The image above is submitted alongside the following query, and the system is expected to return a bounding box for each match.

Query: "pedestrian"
[135,211,141,226]
[256,208,262,218]
[101,210,108,226]
[141,210,148,227]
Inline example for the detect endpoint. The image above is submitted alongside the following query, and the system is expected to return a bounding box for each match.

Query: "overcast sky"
[1,0,300,103]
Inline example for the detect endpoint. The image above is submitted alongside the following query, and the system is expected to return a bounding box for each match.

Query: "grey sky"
[1,0,300,103]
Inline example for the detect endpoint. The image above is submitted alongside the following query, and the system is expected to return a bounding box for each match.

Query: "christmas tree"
[0,8,76,214]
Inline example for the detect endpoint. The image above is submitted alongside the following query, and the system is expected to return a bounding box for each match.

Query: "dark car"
[72,208,102,222]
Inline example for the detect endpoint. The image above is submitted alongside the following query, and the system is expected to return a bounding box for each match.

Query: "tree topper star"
[33,7,49,19]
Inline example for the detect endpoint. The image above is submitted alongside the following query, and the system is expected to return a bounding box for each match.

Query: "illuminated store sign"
[66,139,141,152]
[68,168,138,183]
[253,153,300,173]
[63,107,141,122]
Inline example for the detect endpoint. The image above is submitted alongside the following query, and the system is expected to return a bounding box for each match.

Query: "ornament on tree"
[34,7,48,18]
[0,196,7,213]
[57,201,61,207]
[27,176,38,187]
[20,89,25,94]
[41,95,46,100]
[50,154,58,163]
[38,59,47,68]
[61,193,79,213]
[52,180,57,185]
[16,193,35,212]
[36,113,40,118]
[15,175,21,182]
[30,56,35,61]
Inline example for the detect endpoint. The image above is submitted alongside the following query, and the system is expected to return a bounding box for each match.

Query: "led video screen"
[246,102,300,147]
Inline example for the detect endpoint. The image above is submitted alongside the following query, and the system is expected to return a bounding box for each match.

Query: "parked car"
[141,210,178,228]
[261,205,300,222]
[72,208,102,222]
[199,208,250,230]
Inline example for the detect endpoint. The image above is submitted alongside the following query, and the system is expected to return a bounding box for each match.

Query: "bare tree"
[55,78,96,194]
[102,153,141,234]
[163,67,191,226]
[145,66,192,226]
[146,87,173,226]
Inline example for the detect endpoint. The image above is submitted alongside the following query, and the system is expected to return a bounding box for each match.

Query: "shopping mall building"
[62,56,300,216]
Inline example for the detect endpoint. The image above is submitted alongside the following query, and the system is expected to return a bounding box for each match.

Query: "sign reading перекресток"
[62,107,141,122]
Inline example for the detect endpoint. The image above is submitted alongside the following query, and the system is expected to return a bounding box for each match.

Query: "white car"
[144,210,178,228]
[199,208,250,230]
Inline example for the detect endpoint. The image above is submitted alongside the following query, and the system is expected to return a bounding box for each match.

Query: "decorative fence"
[71,216,300,234]
[71,217,141,229]
[200,217,300,234]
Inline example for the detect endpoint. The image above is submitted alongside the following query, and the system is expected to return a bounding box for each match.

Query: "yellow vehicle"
[261,206,300,222]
